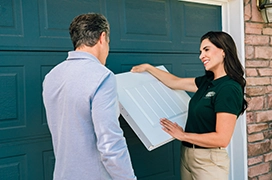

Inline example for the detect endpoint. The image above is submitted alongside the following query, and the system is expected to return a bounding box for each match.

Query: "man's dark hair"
[69,13,110,49]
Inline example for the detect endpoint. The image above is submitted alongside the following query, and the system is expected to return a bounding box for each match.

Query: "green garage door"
[0,0,221,179]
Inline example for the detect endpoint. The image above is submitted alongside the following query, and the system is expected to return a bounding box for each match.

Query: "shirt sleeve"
[214,84,243,116]
[92,72,137,180]
[195,74,212,88]
[195,75,205,88]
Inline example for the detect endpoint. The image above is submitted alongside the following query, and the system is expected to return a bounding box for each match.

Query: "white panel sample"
[116,66,190,151]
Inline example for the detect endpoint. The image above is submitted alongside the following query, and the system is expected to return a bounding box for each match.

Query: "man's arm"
[92,72,136,180]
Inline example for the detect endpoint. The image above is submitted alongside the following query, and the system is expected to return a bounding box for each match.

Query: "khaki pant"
[180,145,230,180]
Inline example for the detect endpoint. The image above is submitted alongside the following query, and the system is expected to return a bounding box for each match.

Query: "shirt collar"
[211,75,231,86]
[66,51,100,64]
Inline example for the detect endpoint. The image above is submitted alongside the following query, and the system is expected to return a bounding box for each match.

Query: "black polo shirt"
[185,75,243,134]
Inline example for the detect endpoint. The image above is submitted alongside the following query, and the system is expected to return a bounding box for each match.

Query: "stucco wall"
[244,0,272,179]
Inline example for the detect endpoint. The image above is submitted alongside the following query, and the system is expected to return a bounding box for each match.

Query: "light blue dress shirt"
[42,51,136,180]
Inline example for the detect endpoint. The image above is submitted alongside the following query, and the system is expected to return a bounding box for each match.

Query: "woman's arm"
[160,112,237,148]
[131,63,197,93]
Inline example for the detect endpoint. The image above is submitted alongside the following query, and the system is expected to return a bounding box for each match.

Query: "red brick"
[245,22,264,31]
[247,123,268,134]
[268,94,272,107]
[245,23,263,34]
[264,152,272,162]
[244,3,251,21]
[263,27,272,35]
[246,112,255,124]
[247,96,264,111]
[248,155,263,166]
[258,172,272,180]
[245,35,269,45]
[246,68,258,76]
[246,60,270,67]
[248,162,270,178]
[245,45,255,59]
[266,86,272,93]
[248,140,270,157]
[248,177,258,180]
[246,86,266,96]
[248,132,264,142]
[247,77,270,86]
[255,46,272,59]
[258,68,272,76]
[256,110,272,122]
[263,130,272,139]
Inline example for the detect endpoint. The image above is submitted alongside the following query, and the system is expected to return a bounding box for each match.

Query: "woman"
[131,31,247,180]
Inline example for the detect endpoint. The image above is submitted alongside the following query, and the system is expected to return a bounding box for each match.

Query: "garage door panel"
[0,65,26,136]
[0,0,23,37]
[182,2,221,36]
[37,0,105,44]
[120,0,169,36]
[0,0,41,50]
[120,116,178,180]
[170,54,205,77]
[175,1,221,52]
[107,0,175,52]
[0,138,54,180]
[0,52,66,141]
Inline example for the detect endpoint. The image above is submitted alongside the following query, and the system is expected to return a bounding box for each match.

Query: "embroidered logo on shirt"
[205,91,216,98]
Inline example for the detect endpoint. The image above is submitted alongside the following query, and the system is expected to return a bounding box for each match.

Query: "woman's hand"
[160,118,185,141]
[130,63,151,73]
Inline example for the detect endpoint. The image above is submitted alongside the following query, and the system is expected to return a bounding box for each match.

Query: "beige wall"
[244,0,272,179]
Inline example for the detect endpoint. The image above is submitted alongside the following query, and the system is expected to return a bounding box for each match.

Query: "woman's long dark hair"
[201,31,248,115]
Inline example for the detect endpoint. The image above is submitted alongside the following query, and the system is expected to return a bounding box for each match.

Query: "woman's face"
[199,38,225,74]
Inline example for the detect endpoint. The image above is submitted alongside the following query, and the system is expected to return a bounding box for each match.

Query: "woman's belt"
[182,142,207,149]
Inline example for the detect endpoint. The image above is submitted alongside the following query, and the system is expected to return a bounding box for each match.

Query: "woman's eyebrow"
[200,46,209,52]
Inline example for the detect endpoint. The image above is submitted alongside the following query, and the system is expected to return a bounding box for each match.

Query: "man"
[42,13,136,180]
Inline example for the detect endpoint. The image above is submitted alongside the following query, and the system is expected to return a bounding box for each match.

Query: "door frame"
[180,1,247,180]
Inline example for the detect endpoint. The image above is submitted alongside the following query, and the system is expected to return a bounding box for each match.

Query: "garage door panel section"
[169,54,205,78]
[129,139,176,180]
[0,52,66,141]
[107,0,174,52]
[0,0,25,50]
[0,65,25,131]
[36,0,105,49]
[0,0,42,50]
[0,138,54,180]
[119,116,177,179]
[0,0,23,37]
[175,1,222,52]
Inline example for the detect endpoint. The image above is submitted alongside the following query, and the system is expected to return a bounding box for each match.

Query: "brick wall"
[244,0,272,179]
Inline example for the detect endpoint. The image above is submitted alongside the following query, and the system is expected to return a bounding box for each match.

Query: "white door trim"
[179,1,247,180]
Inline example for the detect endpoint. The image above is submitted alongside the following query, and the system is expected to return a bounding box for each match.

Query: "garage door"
[0,0,221,179]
